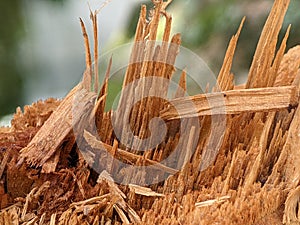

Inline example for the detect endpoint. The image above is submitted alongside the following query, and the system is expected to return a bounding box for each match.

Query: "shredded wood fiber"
[1,0,300,224]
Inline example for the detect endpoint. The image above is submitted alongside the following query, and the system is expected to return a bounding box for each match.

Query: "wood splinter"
[161,85,299,120]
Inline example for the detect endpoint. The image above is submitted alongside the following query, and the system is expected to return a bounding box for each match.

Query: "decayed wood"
[161,85,298,120]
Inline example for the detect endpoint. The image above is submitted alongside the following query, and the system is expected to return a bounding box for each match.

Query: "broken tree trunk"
[1,0,300,224]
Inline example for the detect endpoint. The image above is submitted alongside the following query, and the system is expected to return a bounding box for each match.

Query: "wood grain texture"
[2,0,300,224]
[19,84,97,169]
[161,85,298,120]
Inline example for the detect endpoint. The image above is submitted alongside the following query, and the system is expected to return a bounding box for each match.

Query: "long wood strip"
[161,85,298,120]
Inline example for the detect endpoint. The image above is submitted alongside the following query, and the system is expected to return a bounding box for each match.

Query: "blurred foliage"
[0,0,24,117]
[0,0,65,118]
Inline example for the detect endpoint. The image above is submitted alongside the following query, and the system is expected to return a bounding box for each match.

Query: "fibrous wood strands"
[1,0,300,224]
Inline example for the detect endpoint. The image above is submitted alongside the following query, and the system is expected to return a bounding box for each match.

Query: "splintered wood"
[161,85,299,120]
[1,0,300,224]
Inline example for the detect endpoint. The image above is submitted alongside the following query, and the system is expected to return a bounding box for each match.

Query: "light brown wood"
[161,85,298,120]
[84,130,179,174]
[2,0,300,224]
[246,0,290,88]
[19,85,97,169]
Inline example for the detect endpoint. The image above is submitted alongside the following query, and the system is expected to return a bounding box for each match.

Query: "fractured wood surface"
[1,0,300,224]
[18,84,98,171]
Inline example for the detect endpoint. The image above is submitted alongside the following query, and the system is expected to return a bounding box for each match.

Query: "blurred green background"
[0,0,25,117]
[1,0,300,123]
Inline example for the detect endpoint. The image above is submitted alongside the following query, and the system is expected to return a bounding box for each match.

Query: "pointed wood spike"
[80,18,93,90]
[99,56,113,100]
[91,11,99,93]
[164,33,181,80]
[216,17,245,92]
[174,70,187,98]
[267,24,291,87]
[123,5,147,86]
[246,0,291,88]
[94,56,113,126]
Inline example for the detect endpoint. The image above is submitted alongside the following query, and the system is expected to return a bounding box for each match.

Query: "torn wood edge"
[84,130,179,174]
